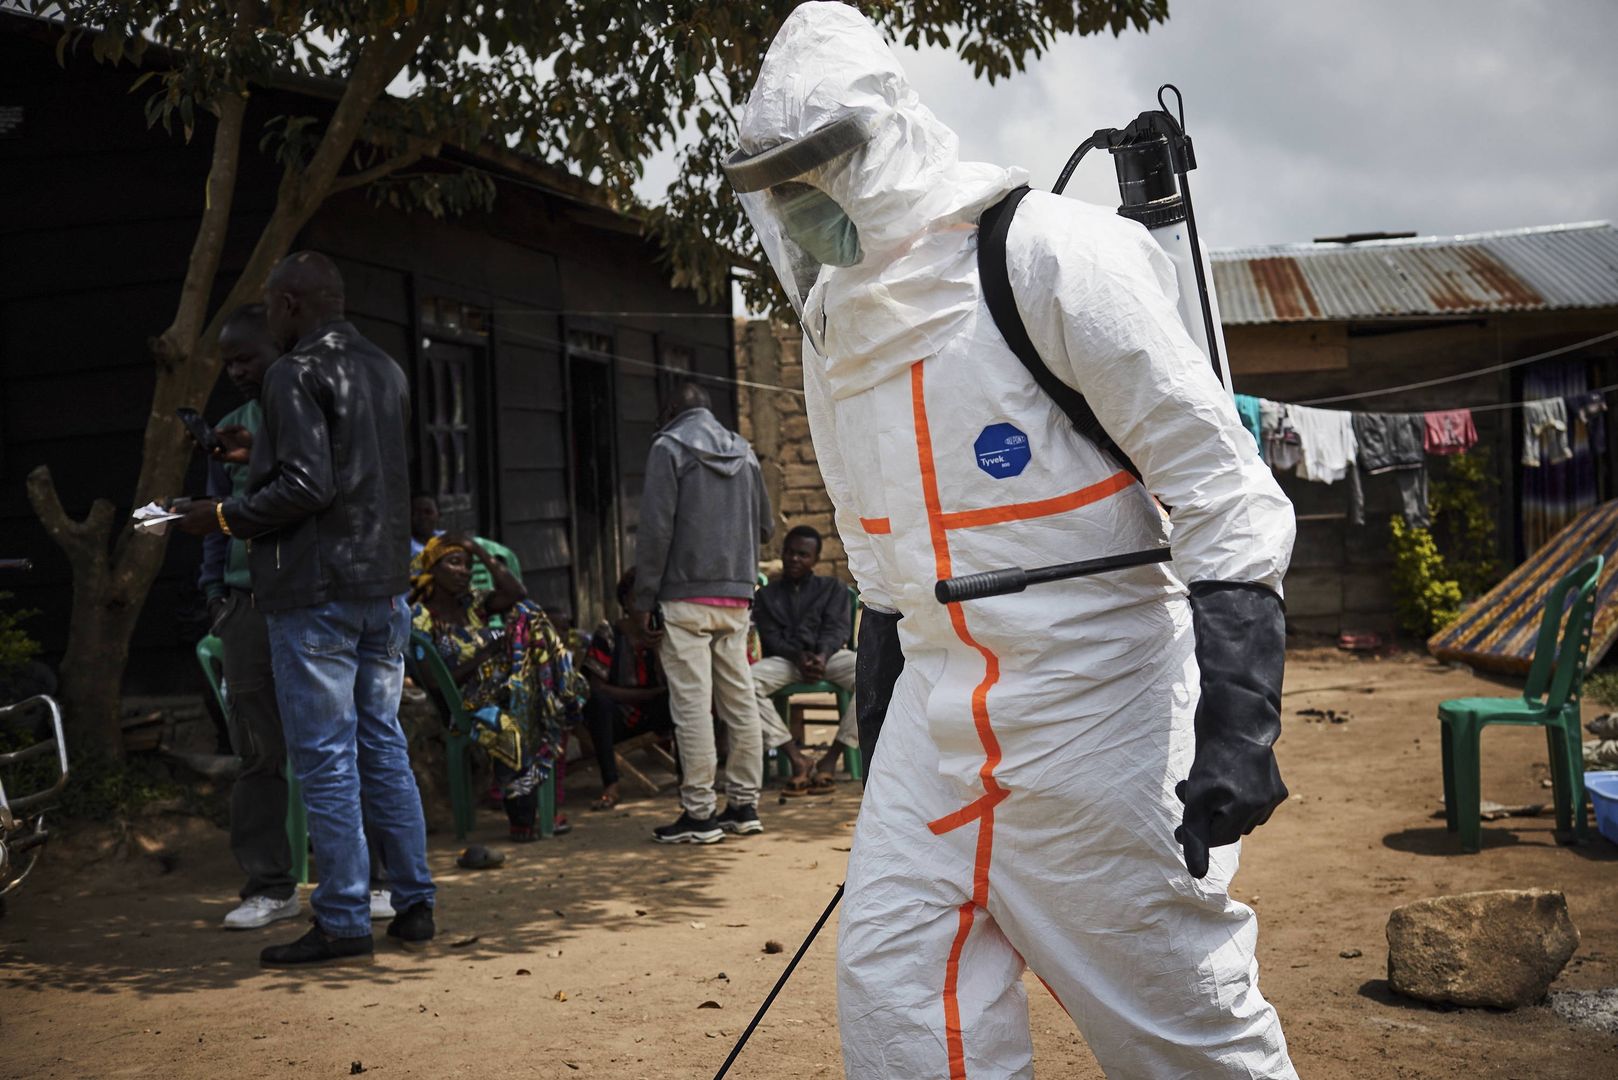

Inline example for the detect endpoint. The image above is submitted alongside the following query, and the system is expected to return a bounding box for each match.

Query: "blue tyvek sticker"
[975,423,1030,479]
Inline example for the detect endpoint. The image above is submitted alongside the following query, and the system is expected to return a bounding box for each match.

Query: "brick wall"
[734,318,850,582]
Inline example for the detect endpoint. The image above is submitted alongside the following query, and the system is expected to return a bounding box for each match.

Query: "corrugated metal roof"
[1213,222,1618,324]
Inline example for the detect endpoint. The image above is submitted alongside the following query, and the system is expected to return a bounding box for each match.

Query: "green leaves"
[44,0,1169,312]
[367,167,497,220]
[638,0,1170,312]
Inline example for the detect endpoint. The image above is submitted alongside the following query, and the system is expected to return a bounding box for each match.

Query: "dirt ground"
[3,650,1616,1079]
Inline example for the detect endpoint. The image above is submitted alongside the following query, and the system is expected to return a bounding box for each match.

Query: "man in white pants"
[634,381,774,844]
[752,525,858,793]
[725,4,1299,1077]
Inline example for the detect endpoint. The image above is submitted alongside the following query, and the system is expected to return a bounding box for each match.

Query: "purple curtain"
[1522,360,1598,553]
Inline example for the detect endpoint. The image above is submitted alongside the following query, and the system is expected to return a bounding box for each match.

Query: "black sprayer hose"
[1051,135,1103,196]
[712,883,846,1080]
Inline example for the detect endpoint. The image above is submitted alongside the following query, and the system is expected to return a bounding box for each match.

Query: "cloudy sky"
[647,0,1618,252]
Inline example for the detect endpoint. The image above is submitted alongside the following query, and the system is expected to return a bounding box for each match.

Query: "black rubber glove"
[854,608,904,771]
[1175,581,1289,878]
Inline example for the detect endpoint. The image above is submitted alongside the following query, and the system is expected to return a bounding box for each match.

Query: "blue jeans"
[265,596,434,936]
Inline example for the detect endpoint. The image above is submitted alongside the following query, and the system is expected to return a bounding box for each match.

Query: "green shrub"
[0,727,181,823]
[1429,450,1503,599]
[1389,514,1463,637]
[1585,670,1618,710]
[0,592,41,676]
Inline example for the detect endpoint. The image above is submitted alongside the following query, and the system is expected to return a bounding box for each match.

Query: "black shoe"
[386,901,435,949]
[715,803,764,836]
[652,811,724,845]
[260,921,374,967]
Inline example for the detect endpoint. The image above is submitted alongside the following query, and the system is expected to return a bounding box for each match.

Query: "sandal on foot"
[782,777,815,798]
[807,773,836,795]
[589,793,620,812]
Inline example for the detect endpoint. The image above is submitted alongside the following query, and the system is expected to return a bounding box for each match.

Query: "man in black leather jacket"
[179,251,435,966]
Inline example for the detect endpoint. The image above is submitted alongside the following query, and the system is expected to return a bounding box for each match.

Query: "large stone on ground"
[1386,889,1580,1008]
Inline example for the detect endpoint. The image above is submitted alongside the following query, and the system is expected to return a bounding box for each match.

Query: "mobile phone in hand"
[649,605,665,632]
[175,407,219,453]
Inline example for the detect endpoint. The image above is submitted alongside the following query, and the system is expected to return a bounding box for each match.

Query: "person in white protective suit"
[724,5,1300,1079]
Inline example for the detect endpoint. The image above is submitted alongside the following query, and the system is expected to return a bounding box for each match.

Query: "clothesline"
[1252,380,1618,417]
[1293,329,1618,406]
[486,308,737,319]
[495,324,807,397]
[463,317,1615,415]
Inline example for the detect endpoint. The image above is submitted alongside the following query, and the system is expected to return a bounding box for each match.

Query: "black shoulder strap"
[977,186,1142,482]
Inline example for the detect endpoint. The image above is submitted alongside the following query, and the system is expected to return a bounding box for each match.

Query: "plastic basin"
[1587,771,1618,846]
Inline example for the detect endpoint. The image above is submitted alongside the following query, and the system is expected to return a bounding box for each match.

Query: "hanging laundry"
[1522,398,1573,467]
[1260,399,1302,472]
[1349,413,1429,526]
[1289,405,1357,484]
[1423,408,1478,455]
[1234,394,1264,458]
[1566,391,1608,452]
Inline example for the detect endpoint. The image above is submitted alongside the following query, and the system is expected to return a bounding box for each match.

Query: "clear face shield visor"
[724,114,872,326]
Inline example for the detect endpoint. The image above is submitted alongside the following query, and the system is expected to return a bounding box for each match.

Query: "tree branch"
[328,138,442,195]
[703,70,738,128]
[152,88,247,374]
[290,0,446,210]
[27,465,115,563]
[205,0,447,367]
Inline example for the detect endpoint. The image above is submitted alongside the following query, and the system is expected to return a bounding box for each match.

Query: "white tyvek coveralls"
[738,6,1298,1078]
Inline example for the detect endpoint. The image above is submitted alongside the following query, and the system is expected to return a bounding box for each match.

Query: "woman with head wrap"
[409,535,587,841]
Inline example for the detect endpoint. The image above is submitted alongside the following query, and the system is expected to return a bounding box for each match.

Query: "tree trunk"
[56,570,145,761]
[23,470,143,758]
[26,17,441,757]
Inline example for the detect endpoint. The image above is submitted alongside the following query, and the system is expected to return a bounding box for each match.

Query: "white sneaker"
[222,893,301,930]
[370,890,396,919]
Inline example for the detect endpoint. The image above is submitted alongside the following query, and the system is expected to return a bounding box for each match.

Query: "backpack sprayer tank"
[1055,84,1230,390]
[935,85,1225,605]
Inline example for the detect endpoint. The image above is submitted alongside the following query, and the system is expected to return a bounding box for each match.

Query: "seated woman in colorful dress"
[409,534,588,841]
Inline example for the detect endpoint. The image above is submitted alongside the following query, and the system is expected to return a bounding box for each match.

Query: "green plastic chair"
[195,635,309,884]
[1438,554,1603,853]
[406,629,556,840]
[767,585,865,782]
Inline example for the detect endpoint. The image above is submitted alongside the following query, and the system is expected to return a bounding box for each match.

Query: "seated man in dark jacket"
[752,526,857,793]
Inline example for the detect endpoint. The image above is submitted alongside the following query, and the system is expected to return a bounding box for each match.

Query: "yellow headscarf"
[410,534,469,600]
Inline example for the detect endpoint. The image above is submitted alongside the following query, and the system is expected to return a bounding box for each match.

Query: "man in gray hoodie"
[634,381,775,843]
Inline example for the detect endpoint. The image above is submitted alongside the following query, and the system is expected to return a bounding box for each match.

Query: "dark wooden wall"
[1230,311,1618,635]
[0,21,733,691]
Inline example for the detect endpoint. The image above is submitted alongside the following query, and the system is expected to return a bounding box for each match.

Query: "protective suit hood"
[737,2,1026,393]
[656,406,752,477]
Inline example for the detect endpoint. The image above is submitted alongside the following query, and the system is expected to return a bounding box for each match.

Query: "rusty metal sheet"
[1215,222,1618,324]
